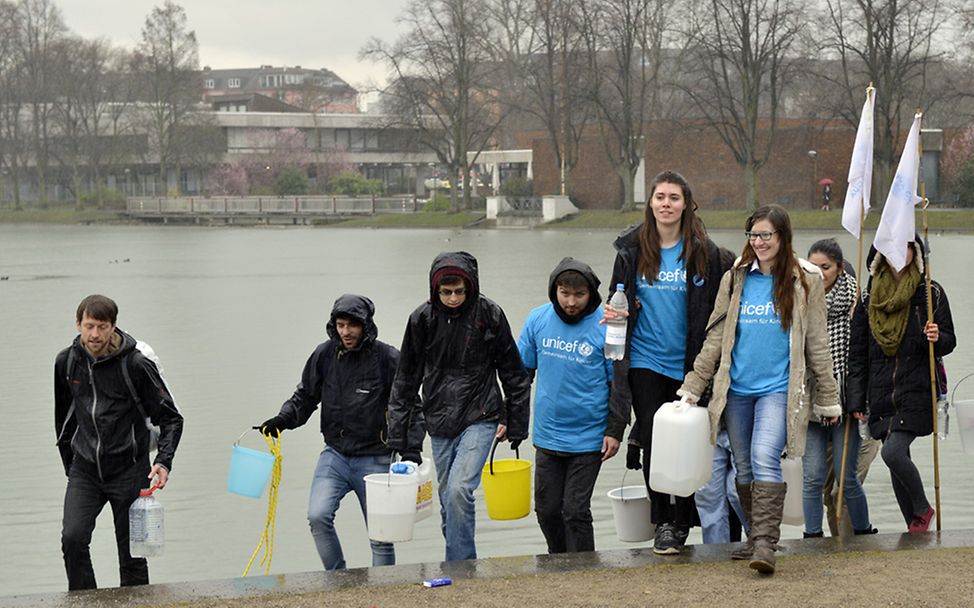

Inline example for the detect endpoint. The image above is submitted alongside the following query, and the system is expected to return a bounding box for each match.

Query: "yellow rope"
[242,430,282,576]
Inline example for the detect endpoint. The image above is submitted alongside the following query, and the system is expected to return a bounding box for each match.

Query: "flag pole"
[835,83,873,532]
[917,112,942,531]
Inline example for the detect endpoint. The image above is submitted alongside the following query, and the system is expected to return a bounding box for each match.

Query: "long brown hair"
[637,171,709,283]
[738,204,807,331]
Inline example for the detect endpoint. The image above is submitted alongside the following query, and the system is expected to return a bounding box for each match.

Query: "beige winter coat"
[679,258,841,457]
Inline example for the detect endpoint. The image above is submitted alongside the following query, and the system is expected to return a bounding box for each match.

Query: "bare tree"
[15,0,66,204]
[362,0,506,212]
[0,0,26,208]
[133,0,201,196]
[579,0,671,210]
[488,0,594,196]
[818,0,962,205]
[681,0,801,209]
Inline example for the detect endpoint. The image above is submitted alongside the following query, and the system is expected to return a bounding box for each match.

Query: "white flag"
[874,113,922,272]
[842,88,875,238]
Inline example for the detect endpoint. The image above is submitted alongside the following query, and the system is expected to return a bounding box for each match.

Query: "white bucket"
[954,400,974,455]
[365,472,418,542]
[607,484,655,542]
[781,456,804,527]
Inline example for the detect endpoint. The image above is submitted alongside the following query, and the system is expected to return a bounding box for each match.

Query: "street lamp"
[807,150,817,208]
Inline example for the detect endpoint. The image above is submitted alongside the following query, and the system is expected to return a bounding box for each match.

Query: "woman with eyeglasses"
[678,204,840,575]
[605,170,733,555]
[801,239,877,539]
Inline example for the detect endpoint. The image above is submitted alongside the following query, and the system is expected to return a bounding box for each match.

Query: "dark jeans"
[534,449,603,553]
[630,368,698,528]
[61,459,149,591]
[881,430,930,526]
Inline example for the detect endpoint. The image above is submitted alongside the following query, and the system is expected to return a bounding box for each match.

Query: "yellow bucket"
[481,438,531,520]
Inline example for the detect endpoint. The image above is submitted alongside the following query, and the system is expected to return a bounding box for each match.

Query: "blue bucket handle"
[236,427,270,449]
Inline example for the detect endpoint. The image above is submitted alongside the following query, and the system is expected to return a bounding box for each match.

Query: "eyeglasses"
[745,230,777,242]
[438,287,467,297]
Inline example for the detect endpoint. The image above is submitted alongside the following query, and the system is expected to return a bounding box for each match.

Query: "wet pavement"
[4,529,972,607]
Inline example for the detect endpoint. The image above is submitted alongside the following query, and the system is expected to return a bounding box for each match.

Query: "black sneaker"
[674,526,690,548]
[653,523,680,555]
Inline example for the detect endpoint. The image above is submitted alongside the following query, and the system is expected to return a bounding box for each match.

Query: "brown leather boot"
[748,480,787,574]
[730,482,753,560]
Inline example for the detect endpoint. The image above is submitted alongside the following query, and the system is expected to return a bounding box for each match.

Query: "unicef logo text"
[657,268,687,283]
[541,337,594,356]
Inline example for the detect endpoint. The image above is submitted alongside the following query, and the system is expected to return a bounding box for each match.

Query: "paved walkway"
[4,530,972,607]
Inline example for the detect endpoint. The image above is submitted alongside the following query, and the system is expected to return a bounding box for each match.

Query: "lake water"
[0,223,971,596]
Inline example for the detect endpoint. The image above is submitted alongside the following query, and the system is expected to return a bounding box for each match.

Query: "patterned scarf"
[868,260,921,356]
[825,271,856,378]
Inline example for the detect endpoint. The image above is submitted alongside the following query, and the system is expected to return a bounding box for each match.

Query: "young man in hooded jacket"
[517,258,626,553]
[259,294,421,570]
[386,251,531,561]
[54,294,183,591]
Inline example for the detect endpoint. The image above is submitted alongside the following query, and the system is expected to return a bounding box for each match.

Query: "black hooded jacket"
[387,251,531,449]
[54,328,183,481]
[608,225,733,416]
[846,243,956,439]
[274,294,419,456]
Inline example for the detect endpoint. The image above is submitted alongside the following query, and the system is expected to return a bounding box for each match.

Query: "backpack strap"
[121,352,150,423]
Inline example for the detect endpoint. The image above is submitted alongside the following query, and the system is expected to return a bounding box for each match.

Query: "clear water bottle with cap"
[605,283,628,360]
[937,396,949,440]
[129,485,164,558]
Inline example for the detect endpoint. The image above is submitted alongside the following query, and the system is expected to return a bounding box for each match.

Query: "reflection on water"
[0,224,970,596]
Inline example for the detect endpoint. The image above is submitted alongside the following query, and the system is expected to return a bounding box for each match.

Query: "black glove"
[509,439,522,452]
[399,450,422,465]
[626,444,642,470]
[260,416,287,437]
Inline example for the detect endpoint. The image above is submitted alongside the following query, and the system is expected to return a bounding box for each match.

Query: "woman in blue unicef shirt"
[679,204,840,575]
[605,171,732,555]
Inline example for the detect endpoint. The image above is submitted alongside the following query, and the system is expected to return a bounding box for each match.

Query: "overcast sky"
[58,0,411,88]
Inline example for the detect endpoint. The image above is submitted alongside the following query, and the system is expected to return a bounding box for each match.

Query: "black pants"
[630,367,698,528]
[61,459,149,591]
[534,448,603,553]
[881,430,930,525]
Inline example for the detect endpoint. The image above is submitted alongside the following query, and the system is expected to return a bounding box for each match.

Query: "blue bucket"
[227,430,276,498]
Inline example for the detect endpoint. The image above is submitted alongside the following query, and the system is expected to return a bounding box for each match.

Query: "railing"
[126,195,421,217]
[498,196,543,215]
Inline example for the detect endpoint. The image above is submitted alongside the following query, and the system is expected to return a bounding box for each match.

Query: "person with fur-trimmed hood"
[846,238,955,533]
[679,205,841,575]
[387,251,531,562]
[517,257,625,554]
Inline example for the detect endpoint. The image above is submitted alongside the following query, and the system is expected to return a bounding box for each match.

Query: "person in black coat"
[387,251,531,562]
[260,294,415,570]
[846,239,955,532]
[605,170,733,555]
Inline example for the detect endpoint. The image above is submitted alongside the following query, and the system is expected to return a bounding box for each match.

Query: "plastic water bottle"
[129,486,164,558]
[937,397,949,440]
[605,283,628,360]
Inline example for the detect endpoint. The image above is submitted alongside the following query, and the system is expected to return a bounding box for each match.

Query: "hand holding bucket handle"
[487,436,521,476]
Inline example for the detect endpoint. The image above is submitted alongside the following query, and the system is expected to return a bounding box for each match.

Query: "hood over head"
[866,234,926,278]
[548,257,602,324]
[428,251,480,313]
[326,294,378,349]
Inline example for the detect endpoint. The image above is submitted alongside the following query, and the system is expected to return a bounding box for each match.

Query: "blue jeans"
[430,421,497,561]
[803,420,871,534]
[307,447,395,570]
[694,430,748,544]
[724,392,788,484]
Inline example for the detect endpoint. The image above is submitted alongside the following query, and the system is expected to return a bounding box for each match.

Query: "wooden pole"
[917,112,942,530]
[835,84,873,531]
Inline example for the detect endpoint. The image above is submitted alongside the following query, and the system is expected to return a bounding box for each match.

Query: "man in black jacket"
[54,294,183,591]
[387,251,531,562]
[260,294,416,570]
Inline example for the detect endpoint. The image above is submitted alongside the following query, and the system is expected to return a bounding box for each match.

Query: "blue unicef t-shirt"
[631,240,688,380]
[729,269,790,396]
[517,303,613,453]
